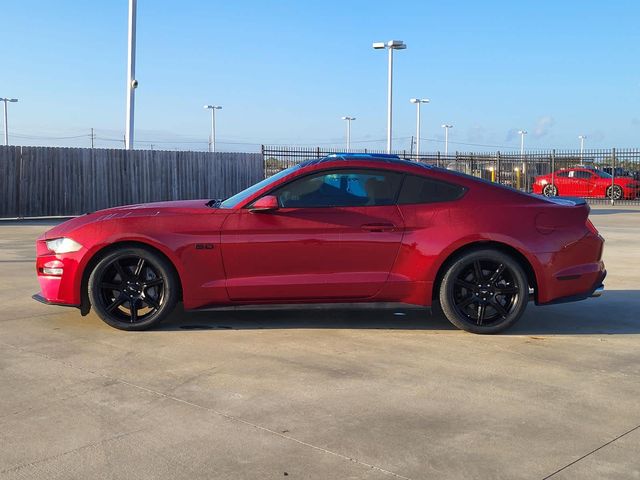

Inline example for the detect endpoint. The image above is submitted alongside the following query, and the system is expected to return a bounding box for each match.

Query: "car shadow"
[157,290,640,336]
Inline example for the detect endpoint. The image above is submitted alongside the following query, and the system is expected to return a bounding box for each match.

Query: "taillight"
[586,219,599,235]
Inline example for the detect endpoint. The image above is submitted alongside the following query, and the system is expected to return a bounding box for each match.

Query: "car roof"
[298,153,434,171]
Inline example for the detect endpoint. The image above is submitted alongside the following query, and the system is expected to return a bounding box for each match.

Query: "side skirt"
[186,302,431,314]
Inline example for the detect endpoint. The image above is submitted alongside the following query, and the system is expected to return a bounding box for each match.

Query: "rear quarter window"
[398,175,466,205]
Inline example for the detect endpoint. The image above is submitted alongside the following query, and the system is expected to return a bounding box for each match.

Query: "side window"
[571,170,592,179]
[556,171,570,177]
[272,170,402,208]
[398,175,466,205]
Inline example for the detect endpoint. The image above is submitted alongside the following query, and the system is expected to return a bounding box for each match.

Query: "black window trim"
[246,167,467,209]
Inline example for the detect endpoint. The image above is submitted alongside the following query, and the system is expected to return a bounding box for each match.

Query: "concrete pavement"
[1,208,639,479]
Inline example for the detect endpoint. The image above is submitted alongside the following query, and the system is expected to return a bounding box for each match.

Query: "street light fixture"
[373,40,407,153]
[0,97,18,146]
[409,98,429,159]
[578,135,586,158]
[204,105,222,153]
[441,124,453,156]
[341,116,356,152]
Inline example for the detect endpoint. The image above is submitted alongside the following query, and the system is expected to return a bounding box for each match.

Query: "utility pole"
[125,0,138,150]
[204,105,222,152]
[90,128,95,148]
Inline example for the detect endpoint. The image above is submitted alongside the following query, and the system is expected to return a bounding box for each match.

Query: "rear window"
[398,175,466,204]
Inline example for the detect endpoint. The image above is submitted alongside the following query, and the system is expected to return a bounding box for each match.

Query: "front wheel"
[88,247,179,331]
[438,249,529,334]
[606,185,623,200]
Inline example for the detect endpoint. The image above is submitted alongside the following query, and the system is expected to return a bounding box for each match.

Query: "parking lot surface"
[1,207,639,480]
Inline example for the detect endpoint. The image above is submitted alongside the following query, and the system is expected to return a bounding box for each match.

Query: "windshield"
[219,165,301,208]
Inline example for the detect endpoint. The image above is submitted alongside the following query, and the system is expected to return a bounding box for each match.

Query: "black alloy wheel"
[88,247,178,331]
[439,249,529,334]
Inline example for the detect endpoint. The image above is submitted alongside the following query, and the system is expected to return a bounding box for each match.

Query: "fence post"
[551,149,555,196]
[496,151,501,183]
[316,146,321,158]
[611,148,616,206]
[436,151,440,167]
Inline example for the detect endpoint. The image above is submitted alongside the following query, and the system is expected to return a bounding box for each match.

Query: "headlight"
[45,237,83,254]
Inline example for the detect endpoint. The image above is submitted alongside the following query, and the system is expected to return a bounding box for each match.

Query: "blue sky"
[1,0,639,152]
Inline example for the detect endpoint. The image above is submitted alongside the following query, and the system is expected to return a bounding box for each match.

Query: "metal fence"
[0,146,264,218]
[262,146,640,205]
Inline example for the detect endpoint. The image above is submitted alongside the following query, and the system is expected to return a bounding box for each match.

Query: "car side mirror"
[250,195,279,213]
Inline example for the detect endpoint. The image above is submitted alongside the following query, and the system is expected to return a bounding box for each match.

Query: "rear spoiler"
[537,196,587,207]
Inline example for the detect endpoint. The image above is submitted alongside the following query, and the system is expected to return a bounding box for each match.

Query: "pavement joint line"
[1,341,414,480]
[541,423,640,479]
[0,428,146,475]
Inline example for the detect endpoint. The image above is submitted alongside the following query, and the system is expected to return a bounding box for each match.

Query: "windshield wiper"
[206,199,223,208]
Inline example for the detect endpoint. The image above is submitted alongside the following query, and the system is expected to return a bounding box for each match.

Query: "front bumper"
[32,293,79,308]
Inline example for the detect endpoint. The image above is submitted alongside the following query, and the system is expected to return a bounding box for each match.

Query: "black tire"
[88,247,178,331]
[439,249,529,334]
[542,184,558,197]
[606,185,623,200]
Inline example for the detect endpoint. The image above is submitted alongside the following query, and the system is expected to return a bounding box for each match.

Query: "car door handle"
[361,223,396,232]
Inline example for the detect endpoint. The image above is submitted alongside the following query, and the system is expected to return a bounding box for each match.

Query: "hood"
[42,199,222,239]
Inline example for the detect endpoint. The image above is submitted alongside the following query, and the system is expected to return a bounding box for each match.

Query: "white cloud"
[533,116,555,138]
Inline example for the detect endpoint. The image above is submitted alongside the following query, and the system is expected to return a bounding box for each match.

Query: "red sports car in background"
[533,166,640,199]
[34,154,606,334]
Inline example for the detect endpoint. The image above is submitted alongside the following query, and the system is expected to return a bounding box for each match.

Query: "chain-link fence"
[262,146,640,205]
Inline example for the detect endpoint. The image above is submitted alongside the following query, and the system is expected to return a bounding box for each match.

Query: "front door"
[220,169,405,301]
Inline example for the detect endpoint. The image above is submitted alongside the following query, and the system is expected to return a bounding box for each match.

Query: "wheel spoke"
[489,264,505,285]
[113,260,128,281]
[457,296,476,309]
[133,258,145,278]
[130,302,138,323]
[143,278,163,288]
[473,260,484,283]
[495,286,519,295]
[101,282,122,290]
[489,298,509,318]
[454,279,476,291]
[106,294,125,312]
[477,303,486,325]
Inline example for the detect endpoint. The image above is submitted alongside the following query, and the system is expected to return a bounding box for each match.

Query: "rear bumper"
[538,269,606,305]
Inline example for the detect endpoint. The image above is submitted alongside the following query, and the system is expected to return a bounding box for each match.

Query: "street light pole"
[441,124,453,156]
[0,98,18,146]
[409,98,429,159]
[578,135,586,159]
[373,40,407,153]
[125,0,137,150]
[204,105,222,152]
[518,130,527,157]
[341,116,356,151]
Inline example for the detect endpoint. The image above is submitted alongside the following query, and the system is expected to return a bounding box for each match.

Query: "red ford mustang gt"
[532,166,640,200]
[34,154,606,334]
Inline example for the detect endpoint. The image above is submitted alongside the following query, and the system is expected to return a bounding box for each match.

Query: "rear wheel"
[606,185,623,200]
[542,184,558,197]
[439,249,529,334]
[88,247,178,331]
